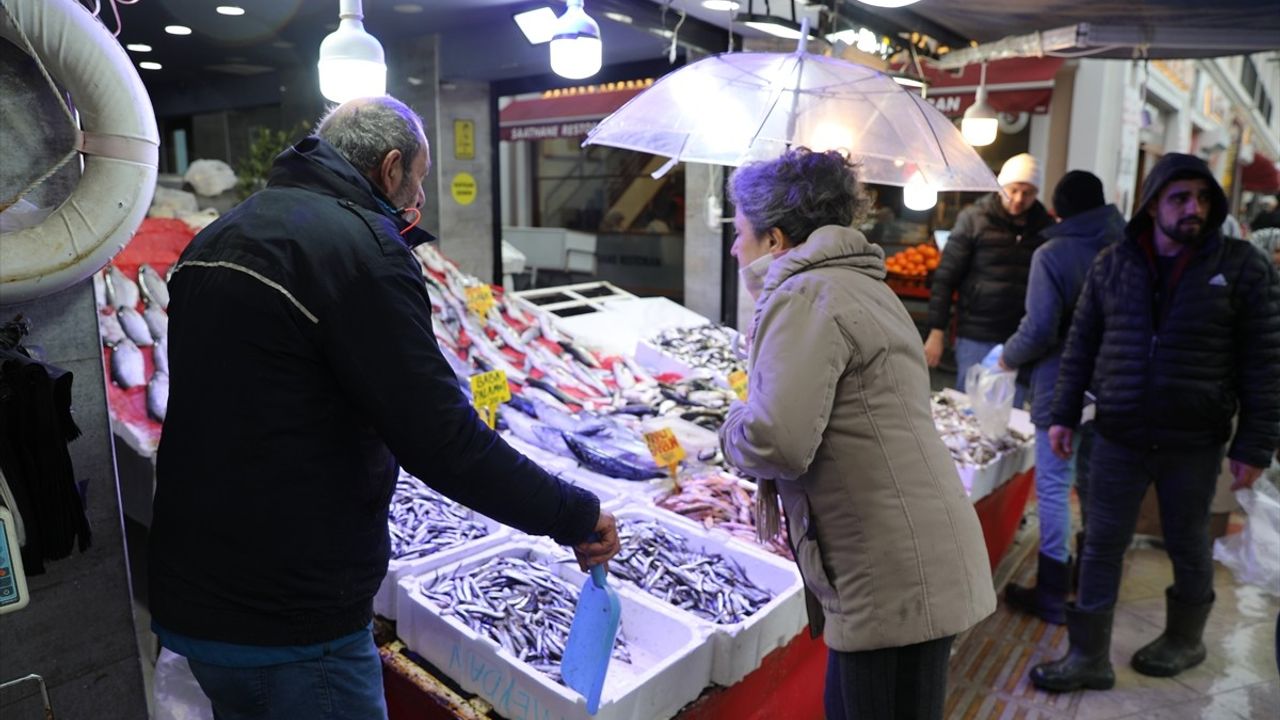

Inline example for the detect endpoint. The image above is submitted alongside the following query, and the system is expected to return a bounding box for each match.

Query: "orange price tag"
[465,284,496,319]
[728,369,749,401]
[644,428,686,468]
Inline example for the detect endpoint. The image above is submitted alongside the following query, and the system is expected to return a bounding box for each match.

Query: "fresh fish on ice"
[138,264,171,309]
[147,371,169,422]
[98,309,126,346]
[110,338,146,388]
[501,408,574,457]
[117,307,154,347]
[143,305,168,340]
[562,434,664,481]
[106,265,140,309]
[153,336,169,375]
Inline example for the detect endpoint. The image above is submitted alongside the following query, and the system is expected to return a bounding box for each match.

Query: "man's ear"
[377,149,403,194]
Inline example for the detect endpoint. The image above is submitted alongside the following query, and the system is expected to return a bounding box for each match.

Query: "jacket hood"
[1042,203,1126,251]
[1125,152,1227,244]
[267,136,437,247]
[761,225,885,298]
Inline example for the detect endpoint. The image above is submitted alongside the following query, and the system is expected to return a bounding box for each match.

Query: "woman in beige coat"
[720,149,996,719]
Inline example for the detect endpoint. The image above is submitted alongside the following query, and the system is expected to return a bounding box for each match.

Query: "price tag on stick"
[470,369,511,429]
[644,428,686,491]
[465,284,496,320]
[728,370,749,401]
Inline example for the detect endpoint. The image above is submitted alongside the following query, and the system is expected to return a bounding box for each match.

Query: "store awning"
[1242,153,1280,194]
[892,57,1064,119]
[499,85,648,142]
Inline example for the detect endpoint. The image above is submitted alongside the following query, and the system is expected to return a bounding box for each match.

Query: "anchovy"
[106,265,140,309]
[388,475,490,560]
[110,338,146,388]
[143,305,168,340]
[138,264,171,309]
[117,307,153,347]
[650,324,745,377]
[418,555,631,684]
[98,309,126,346]
[147,370,169,422]
[562,434,664,481]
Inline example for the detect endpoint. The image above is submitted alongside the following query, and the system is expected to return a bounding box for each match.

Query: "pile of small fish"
[388,475,491,560]
[418,556,631,683]
[96,263,172,423]
[654,473,792,559]
[609,518,773,625]
[931,394,1028,467]
[648,324,745,378]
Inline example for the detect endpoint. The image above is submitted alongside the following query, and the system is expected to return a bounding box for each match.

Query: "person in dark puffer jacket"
[1031,153,1280,693]
[925,154,1055,406]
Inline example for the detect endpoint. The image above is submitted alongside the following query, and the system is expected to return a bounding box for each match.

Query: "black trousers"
[824,635,955,720]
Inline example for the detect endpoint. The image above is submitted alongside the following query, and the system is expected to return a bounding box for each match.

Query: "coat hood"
[1125,152,1228,244]
[1042,203,1126,251]
[760,225,885,299]
[267,136,437,247]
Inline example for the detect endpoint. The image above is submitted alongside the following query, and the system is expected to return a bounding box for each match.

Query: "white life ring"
[0,0,158,305]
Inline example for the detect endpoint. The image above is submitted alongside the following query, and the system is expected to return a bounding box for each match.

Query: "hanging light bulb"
[903,170,938,211]
[318,0,387,103]
[550,0,602,80]
[961,62,998,147]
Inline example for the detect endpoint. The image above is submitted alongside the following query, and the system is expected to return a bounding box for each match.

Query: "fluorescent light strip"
[165,25,193,36]
[126,43,151,52]
[216,6,245,16]
[139,61,162,70]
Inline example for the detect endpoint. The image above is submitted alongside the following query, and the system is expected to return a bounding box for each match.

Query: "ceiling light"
[514,7,558,45]
[550,0,602,80]
[215,5,245,15]
[392,3,423,13]
[602,12,632,24]
[702,0,740,10]
[961,62,998,147]
[739,14,813,41]
[318,0,387,103]
[165,25,193,35]
[126,43,152,52]
[856,0,921,7]
[903,170,938,211]
[828,27,884,54]
[139,61,163,70]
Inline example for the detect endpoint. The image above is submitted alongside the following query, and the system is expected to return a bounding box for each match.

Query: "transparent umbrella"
[583,46,999,192]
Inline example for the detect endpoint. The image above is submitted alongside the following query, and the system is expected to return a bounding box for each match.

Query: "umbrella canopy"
[583,49,1000,192]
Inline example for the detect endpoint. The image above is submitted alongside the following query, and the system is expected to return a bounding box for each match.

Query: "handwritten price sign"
[469,369,510,428]
[465,284,496,319]
[728,369,749,401]
[644,428,686,491]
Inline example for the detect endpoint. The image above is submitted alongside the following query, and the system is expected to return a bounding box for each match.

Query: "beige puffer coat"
[721,225,996,652]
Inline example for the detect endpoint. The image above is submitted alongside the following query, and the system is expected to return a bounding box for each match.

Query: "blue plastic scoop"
[561,564,622,714]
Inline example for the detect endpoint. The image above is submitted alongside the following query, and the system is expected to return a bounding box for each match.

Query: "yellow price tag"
[470,369,510,428]
[728,369,749,401]
[644,428,686,467]
[465,284,496,318]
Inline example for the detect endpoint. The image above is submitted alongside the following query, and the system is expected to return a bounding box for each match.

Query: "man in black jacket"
[999,171,1123,626]
[925,153,1054,406]
[1031,153,1280,693]
[148,96,619,719]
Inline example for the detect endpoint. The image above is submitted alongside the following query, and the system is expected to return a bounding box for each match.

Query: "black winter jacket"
[1003,205,1124,427]
[928,193,1055,342]
[149,137,599,646]
[1050,154,1280,468]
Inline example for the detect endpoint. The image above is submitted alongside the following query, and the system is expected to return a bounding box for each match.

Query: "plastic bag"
[153,649,214,720]
[183,159,237,197]
[1213,476,1280,596]
[965,344,1016,439]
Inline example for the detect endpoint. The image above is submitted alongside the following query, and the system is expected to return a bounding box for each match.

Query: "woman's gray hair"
[317,97,425,177]
[729,148,868,244]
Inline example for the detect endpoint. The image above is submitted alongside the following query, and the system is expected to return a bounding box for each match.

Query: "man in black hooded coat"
[1030,154,1280,693]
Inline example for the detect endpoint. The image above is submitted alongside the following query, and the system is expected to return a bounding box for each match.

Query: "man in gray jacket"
[1000,171,1123,624]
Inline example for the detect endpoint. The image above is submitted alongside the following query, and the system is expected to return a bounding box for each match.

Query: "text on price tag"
[728,369,749,401]
[643,428,686,467]
[465,284,496,317]
[470,369,511,407]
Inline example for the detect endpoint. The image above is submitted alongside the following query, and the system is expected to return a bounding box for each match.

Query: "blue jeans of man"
[954,337,1028,408]
[1034,426,1077,563]
[1076,434,1223,612]
[186,631,388,720]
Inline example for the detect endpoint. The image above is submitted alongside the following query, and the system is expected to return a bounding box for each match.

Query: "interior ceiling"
[86,0,1279,116]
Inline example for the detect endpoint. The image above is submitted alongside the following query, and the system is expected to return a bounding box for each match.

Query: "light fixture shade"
[903,170,938,211]
[855,0,921,7]
[739,14,812,40]
[550,0,602,79]
[318,2,386,102]
[961,87,998,146]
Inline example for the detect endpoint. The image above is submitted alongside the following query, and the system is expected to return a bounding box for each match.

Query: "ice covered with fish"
[642,323,745,379]
[399,542,714,720]
[931,393,1025,467]
[654,472,792,560]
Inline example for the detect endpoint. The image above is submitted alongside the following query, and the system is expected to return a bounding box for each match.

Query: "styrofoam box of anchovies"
[398,541,714,720]
[604,506,805,687]
[376,474,629,620]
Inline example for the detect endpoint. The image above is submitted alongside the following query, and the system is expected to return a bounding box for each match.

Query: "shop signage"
[501,120,599,142]
[451,172,477,206]
[469,369,510,429]
[454,119,475,160]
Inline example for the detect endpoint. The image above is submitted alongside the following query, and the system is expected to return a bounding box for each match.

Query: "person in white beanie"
[924,152,1054,407]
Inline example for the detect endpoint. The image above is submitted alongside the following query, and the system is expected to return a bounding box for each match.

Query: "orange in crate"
[885,243,940,280]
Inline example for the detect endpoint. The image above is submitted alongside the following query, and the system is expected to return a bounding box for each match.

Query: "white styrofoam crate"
[374,512,509,621]
[603,506,806,687]
[398,541,714,720]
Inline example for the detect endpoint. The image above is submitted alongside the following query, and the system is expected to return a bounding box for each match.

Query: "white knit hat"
[997,153,1043,190]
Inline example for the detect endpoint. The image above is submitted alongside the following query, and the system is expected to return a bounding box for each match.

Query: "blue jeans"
[186,631,388,720]
[954,337,1027,408]
[1076,434,1223,612]
[1034,426,1075,563]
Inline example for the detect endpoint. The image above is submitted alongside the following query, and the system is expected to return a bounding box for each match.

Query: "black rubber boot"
[1005,552,1069,625]
[1132,587,1213,677]
[1030,605,1116,692]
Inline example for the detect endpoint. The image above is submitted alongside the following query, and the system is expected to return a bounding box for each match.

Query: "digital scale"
[0,506,29,614]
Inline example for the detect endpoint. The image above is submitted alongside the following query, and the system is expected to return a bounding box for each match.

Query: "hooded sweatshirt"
[1049,154,1280,467]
